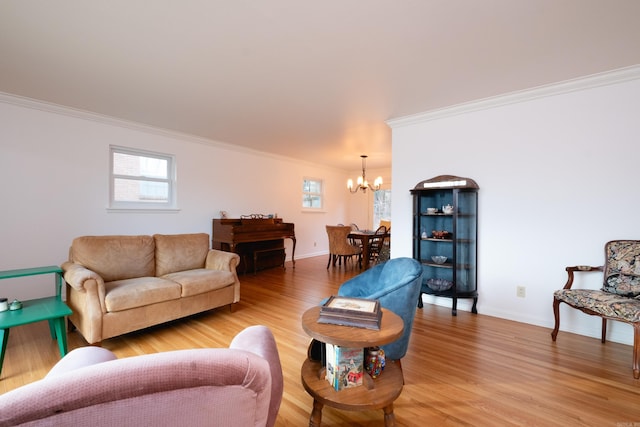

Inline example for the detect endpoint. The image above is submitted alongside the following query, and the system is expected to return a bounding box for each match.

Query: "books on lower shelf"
[317,296,382,330]
[325,344,363,391]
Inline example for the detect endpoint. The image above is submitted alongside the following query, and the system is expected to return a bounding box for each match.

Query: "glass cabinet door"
[453,190,477,294]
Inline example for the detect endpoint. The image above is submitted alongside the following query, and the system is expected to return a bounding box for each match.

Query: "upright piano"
[212,218,296,274]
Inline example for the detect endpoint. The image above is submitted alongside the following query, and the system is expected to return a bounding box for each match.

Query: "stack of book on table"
[325,344,363,391]
[317,296,382,330]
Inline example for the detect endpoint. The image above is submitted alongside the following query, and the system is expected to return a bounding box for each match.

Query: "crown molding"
[387,64,640,129]
[0,90,247,150]
[0,91,342,172]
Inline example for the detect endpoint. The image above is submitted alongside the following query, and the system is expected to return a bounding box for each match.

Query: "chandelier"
[347,155,383,193]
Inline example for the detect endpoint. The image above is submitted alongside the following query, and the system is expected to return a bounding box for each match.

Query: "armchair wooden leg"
[634,324,640,379]
[551,298,561,341]
[601,318,607,344]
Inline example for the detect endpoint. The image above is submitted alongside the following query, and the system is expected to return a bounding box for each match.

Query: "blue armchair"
[333,257,423,360]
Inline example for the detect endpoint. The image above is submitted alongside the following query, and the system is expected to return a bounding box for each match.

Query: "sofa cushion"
[162,269,236,297]
[154,233,209,277]
[105,277,181,312]
[70,235,155,282]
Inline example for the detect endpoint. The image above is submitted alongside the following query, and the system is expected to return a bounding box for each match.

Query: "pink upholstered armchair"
[0,325,283,427]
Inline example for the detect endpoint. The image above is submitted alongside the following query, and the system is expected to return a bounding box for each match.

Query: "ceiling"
[1,1,640,170]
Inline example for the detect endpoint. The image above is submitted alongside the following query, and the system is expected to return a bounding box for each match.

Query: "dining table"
[348,230,390,270]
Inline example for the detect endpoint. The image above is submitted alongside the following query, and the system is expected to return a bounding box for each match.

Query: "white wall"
[0,96,376,300]
[389,66,640,345]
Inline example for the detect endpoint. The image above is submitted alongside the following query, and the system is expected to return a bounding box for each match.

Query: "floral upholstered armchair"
[552,240,640,378]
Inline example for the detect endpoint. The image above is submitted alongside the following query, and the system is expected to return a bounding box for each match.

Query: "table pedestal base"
[301,358,403,427]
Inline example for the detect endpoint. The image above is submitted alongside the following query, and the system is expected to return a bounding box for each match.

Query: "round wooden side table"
[301,306,405,427]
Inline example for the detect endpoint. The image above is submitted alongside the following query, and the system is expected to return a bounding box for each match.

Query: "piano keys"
[212,218,296,274]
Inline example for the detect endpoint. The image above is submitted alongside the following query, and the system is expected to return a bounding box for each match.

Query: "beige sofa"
[62,233,240,344]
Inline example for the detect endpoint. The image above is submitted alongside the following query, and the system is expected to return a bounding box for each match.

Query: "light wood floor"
[2,256,639,426]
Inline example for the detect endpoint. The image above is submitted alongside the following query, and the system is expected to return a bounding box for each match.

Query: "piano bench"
[253,248,286,275]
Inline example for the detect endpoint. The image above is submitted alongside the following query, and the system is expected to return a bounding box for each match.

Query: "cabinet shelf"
[421,261,474,270]
[422,261,452,268]
[411,175,479,316]
[421,287,478,297]
[421,213,475,218]
[419,238,475,244]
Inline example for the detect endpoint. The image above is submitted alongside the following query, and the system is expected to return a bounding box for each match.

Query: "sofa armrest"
[205,249,241,303]
[205,249,240,271]
[62,261,108,340]
[62,261,105,292]
[230,326,283,427]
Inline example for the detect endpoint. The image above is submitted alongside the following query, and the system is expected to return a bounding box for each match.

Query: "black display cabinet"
[411,175,478,315]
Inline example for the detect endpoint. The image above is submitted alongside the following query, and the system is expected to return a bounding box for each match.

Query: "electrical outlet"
[516,286,526,298]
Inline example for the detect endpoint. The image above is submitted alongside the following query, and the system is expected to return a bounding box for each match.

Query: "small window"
[373,189,391,228]
[302,178,323,209]
[109,146,177,210]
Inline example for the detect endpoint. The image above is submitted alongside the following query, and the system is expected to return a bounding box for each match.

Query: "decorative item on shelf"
[431,230,451,239]
[431,255,447,264]
[318,296,382,330]
[426,207,438,214]
[347,155,382,193]
[365,347,384,379]
[219,210,228,219]
[421,231,428,239]
[427,278,454,291]
[442,204,454,214]
[0,297,8,312]
[9,299,22,311]
[240,213,270,219]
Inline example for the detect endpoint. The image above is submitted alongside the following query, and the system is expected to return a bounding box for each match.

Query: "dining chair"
[326,225,362,269]
[368,225,388,266]
[349,223,362,248]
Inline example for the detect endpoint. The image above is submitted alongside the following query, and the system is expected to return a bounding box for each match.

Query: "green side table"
[0,266,72,378]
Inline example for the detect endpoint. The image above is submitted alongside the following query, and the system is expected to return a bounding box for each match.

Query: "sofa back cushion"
[70,235,155,282]
[154,233,209,277]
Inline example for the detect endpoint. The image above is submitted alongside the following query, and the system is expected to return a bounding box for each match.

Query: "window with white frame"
[373,189,391,228]
[109,146,177,210]
[302,178,323,209]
